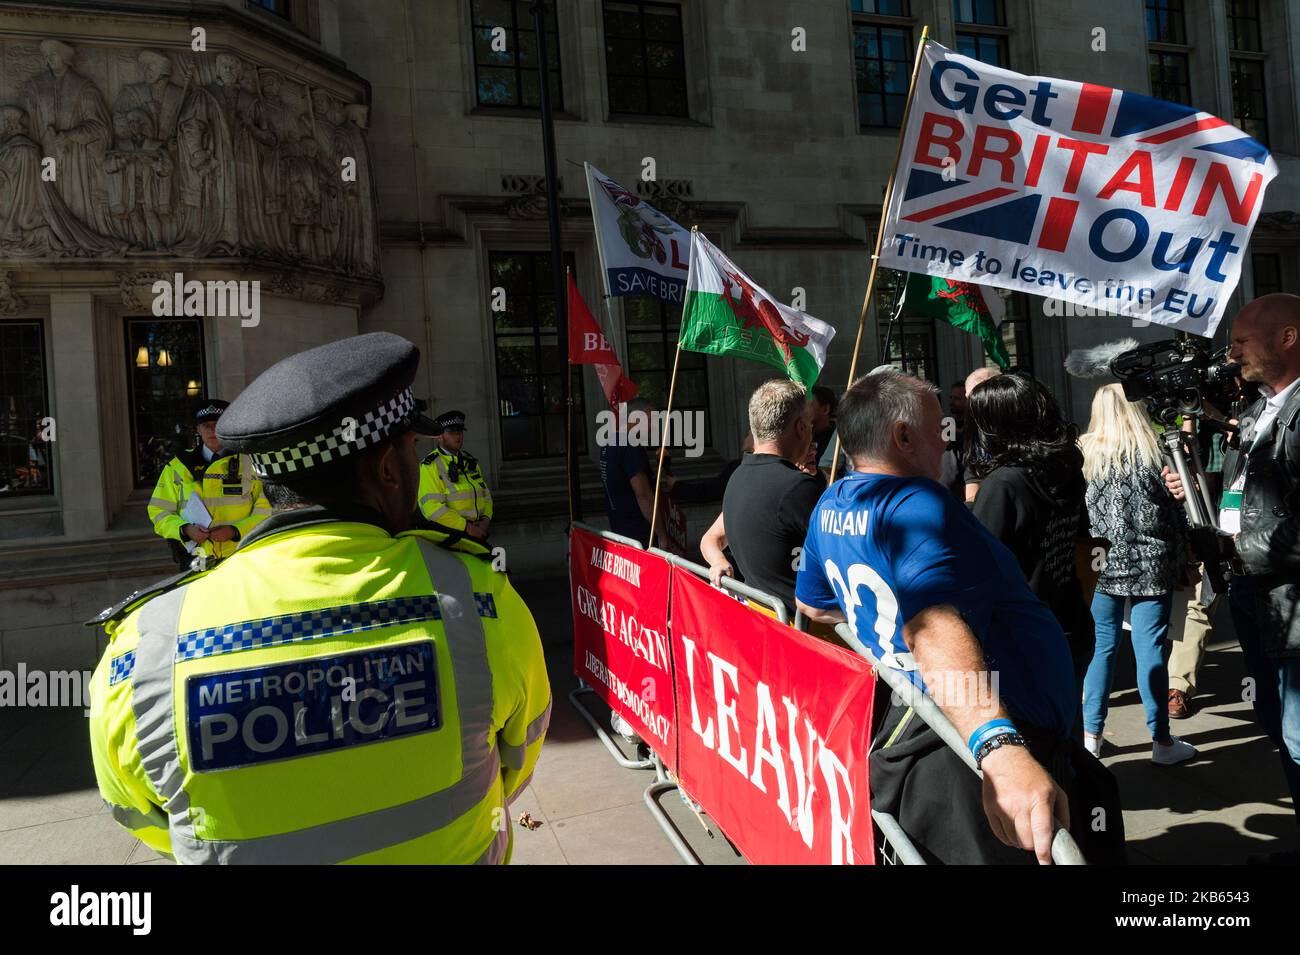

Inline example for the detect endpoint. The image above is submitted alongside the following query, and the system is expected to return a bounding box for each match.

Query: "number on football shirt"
[824,558,916,672]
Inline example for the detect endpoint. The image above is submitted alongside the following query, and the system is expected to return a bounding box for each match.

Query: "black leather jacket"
[1225,380,1300,658]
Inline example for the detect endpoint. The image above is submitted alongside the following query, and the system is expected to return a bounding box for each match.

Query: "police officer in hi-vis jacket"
[419,410,493,540]
[89,333,550,864]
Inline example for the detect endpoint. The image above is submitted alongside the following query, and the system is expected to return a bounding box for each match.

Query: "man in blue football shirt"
[796,368,1121,865]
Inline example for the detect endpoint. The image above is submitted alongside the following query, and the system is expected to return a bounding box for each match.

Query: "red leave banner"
[569,526,675,769]
[669,569,876,864]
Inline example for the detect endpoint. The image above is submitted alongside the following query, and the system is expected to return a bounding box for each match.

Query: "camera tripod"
[1158,418,1236,597]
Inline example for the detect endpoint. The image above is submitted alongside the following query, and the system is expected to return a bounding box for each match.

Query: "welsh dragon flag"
[902,272,1010,369]
[680,232,835,391]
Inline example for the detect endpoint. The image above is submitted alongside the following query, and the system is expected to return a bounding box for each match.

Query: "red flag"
[568,274,637,410]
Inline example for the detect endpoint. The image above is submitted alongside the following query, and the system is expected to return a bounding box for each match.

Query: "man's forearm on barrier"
[796,598,845,626]
[903,604,1069,864]
[904,605,1002,733]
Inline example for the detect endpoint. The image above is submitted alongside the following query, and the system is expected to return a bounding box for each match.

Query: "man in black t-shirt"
[701,380,824,614]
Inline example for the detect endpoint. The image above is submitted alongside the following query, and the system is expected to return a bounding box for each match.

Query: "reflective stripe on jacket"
[88,511,550,864]
[147,450,271,560]
[418,447,493,532]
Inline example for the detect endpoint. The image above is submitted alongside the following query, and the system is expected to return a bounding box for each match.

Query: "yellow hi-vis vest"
[147,448,271,560]
[418,447,493,532]
[88,515,550,864]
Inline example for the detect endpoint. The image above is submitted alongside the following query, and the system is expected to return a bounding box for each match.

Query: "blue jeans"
[1083,592,1175,742]
[1229,575,1300,828]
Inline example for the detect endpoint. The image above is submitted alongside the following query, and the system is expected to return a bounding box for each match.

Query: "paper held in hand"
[181,492,213,530]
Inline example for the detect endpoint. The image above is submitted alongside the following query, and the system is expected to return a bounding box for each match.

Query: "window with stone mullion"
[853,21,914,128]
[603,1,688,118]
[1227,0,1263,52]
[953,0,1004,26]
[1252,252,1282,296]
[851,1,910,15]
[1145,0,1187,45]
[1148,50,1192,105]
[1230,57,1268,146]
[489,251,583,460]
[125,318,207,488]
[956,32,1008,68]
[248,0,291,19]
[472,0,564,110]
[0,320,53,497]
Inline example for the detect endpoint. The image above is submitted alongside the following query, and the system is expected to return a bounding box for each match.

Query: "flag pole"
[532,0,582,522]
[649,227,693,547]
[880,276,907,372]
[583,162,628,369]
[648,343,682,548]
[829,24,930,482]
[565,267,576,528]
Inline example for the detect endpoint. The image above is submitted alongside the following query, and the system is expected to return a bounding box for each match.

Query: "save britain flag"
[586,163,692,305]
[879,41,1278,337]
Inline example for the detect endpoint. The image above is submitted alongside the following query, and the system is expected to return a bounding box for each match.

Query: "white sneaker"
[1083,731,1104,757]
[1152,736,1197,765]
[610,712,640,745]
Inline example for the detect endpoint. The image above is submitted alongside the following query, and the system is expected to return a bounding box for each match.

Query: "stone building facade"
[2,0,1299,672]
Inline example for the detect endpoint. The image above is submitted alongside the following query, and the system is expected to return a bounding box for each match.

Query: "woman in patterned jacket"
[1080,384,1196,766]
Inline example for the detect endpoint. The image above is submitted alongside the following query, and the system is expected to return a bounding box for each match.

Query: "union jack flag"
[895,85,1272,253]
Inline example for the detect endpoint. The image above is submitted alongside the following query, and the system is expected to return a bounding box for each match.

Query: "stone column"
[48,292,108,538]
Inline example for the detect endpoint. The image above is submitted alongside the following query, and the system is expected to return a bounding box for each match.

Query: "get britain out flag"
[880,41,1277,337]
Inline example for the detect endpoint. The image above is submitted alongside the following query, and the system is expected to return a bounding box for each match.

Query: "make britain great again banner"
[570,526,676,769]
[880,41,1277,337]
[671,569,876,864]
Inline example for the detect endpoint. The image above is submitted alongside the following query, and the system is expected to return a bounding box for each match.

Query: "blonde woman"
[1080,384,1194,765]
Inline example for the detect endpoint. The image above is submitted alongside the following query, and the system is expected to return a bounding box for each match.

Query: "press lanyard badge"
[1219,466,1246,534]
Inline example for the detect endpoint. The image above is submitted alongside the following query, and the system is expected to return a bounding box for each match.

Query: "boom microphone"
[1063,338,1139,379]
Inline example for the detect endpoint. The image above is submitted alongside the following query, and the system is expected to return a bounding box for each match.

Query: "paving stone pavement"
[0,577,1292,865]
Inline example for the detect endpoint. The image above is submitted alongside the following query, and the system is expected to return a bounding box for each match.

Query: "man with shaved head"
[1167,293,1300,862]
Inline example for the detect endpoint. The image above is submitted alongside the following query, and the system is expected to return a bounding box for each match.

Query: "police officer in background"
[147,400,271,568]
[419,410,493,540]
[89,333,550,864]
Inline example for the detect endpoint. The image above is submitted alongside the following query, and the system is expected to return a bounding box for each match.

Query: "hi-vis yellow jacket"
[87,509,551,864]
[147,448,271,561]
[418,447,493,533]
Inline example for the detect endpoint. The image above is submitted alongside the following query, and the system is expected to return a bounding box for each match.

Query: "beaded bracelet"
[974,732,1028,770]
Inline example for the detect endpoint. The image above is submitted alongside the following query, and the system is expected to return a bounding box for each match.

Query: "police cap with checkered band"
[216,332,439,480]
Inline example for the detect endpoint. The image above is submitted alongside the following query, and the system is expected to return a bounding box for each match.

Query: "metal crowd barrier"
[568,522,656,770]
[646,546,793,865]
[648,547,789,624]
[567,524,716,863]
[570,524,939,866]
[834,622,1087,866]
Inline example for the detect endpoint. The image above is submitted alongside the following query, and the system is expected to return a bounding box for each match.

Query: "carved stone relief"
[0,271,25,314]
[1258,211,1300,234]
[501,173,567,220]
[636,178,693,224]
[117,269,169,309]
[0,38,381,279]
